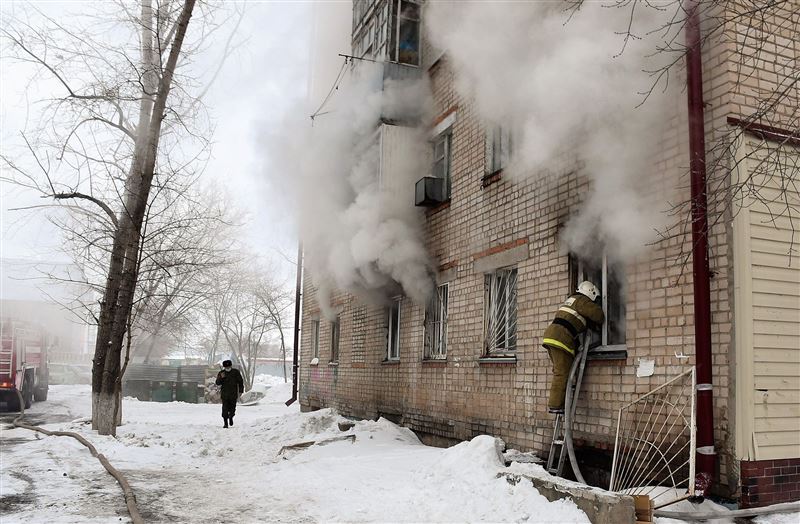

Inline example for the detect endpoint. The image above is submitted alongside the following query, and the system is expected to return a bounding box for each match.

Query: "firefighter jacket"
[542,293,605,355]
[215,368,244,401]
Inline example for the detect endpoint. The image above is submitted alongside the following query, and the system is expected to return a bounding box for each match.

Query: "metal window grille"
[609,368,697,505]
[484,268,517,354]
[424,284,448,359]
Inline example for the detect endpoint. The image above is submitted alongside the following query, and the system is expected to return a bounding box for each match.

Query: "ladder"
[0,336,14,377]
[546,335,590,478]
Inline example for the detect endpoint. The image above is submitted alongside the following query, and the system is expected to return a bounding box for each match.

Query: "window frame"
[569,252,626,349]
[424,283,448,360]
[486,125,513,174]
[329,317,340,363]
[484,267,518,355]
[386,297,402,361]
[392,0,421,66]
[311,319,321,360]
[432,130,452,200]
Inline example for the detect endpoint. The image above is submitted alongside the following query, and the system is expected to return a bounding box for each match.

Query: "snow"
[2,385,798,524]
[2,384,588,523]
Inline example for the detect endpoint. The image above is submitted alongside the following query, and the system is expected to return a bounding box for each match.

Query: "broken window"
[386,298,401,360]
[311,319,320,360]
[486,125,513,174]
[569,252,626,347]
[330,317,340,363]
[424,284,448,359]
[484,268,518,354]
[432,130,452,200]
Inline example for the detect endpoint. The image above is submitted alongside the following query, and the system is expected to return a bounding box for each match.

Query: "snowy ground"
[1,379,798,523]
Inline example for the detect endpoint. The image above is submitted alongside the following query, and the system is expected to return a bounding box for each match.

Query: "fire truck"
[0,320,49,411]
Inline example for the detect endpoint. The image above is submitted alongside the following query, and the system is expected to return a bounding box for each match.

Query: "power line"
[309,56,349,124]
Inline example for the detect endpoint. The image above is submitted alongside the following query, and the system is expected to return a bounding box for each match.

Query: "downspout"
[685,0,716,494]
[286,241,303,406]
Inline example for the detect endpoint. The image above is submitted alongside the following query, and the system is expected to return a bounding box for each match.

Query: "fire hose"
[563,335,590,484]
[10,388,144,524]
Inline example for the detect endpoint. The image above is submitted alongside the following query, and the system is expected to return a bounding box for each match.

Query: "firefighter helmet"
[577,281,600,301]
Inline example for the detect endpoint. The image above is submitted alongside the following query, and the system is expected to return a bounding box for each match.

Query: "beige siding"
[734,136,800,461]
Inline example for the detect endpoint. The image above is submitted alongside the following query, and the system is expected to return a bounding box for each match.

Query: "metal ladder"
[546,335,590,478]
[0,337,14,377]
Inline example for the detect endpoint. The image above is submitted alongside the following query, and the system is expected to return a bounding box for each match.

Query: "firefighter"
[542,281,605,414]
[215,360,244,428]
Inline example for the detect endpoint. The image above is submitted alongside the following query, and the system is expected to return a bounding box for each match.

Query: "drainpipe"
[685,0,716,495]
[286,241,303,406]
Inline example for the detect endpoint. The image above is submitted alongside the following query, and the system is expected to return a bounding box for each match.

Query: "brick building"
[298,1,799,506]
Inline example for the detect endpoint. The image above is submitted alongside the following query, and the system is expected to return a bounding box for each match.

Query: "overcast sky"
[1,1,321,286]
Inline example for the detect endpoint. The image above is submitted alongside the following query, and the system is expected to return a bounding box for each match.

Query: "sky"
[0,0,322,286]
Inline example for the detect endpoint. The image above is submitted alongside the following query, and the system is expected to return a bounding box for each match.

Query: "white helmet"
[577,281,600,301]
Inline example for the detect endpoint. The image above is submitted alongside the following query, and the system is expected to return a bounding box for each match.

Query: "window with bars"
[569,252,626,347]
[330,317,340,363]
[311,319,321,360]
[386,298,401,360]
[424,284,448,359]
[484,268,518,354]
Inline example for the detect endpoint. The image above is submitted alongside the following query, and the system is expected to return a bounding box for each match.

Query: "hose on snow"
[10,388,144,524]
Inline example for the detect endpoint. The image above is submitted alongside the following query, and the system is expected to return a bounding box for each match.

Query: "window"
[330,317,340,363]
[311,320,321,359]
[432,131,452,199]
[386,298,401,360]
[424,284,448,359]
[352,0,419,65]
[396,1,420,65]
[569,252,626,347]
[484,268,518,354]
[486,125,513,174]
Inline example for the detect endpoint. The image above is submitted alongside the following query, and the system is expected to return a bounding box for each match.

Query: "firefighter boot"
[223,417,228,428]
[228,416,234,427]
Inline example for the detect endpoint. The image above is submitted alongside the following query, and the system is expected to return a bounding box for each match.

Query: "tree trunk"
[91,0,197,435]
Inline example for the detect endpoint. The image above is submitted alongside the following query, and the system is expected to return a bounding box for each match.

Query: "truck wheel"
[6,391,21,413]
[34,387,48,402]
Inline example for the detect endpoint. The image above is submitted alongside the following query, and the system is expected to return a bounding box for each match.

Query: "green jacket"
[543,293,604,355]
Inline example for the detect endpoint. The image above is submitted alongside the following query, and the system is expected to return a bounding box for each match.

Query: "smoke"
[426,2,680,259]
[264,63,434,318]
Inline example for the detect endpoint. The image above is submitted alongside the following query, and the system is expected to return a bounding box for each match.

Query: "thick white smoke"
[265,63,434,318]
[426,2,680,259]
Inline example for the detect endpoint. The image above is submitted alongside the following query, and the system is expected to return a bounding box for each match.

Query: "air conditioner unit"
[415,176,445,207]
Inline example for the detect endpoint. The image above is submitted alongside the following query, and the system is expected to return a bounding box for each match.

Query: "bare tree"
[0,0,229,434]
[208,260,291,390]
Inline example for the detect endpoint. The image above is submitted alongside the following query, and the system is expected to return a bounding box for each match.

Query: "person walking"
[542,281,605,414]
[215,360,244,428]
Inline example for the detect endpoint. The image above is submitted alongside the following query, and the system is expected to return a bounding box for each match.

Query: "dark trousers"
[545,346,574,410]
[221,397,237,421]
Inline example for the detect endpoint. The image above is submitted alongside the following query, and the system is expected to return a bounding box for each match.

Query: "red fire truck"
[0,320,49,411]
